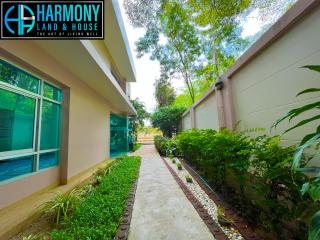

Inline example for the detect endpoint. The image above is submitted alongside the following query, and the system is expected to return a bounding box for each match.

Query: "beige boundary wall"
[182,0,320,147]
[0,41,127,210]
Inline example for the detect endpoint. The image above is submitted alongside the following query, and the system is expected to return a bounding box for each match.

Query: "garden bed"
[154,129,316,239]
[13,156,141,240]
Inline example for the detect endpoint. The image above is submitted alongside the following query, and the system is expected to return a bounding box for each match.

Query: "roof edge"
[111,0,137,82]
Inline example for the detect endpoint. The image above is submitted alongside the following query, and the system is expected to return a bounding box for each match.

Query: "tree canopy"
[155,77,176,107]
[130,98,149,139]
[124,0,296,107]
[150,105,186,137]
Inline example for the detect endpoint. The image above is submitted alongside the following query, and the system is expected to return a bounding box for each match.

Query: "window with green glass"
[0,60,40,94]
[40,100,61,150]
[0,59,63,182]
[0,155,34,181]
[39,151,59,170]
[110,113,129,157]
[43,82,62,102]
[0,89,36,152]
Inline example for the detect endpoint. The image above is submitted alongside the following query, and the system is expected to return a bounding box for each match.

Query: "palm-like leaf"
[303,65,320,72]
[297,88,320,96]
[272,65,320,240]
[272,102,320,130]
[309,210,320,240]
[293,133,320,170]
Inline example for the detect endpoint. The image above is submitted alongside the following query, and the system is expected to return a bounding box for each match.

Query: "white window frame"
[0,59,63,180]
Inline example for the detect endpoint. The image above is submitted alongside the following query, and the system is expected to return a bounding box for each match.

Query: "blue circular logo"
[4,4,35,36]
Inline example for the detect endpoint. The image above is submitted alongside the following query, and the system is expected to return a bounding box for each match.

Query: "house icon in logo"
[4,4,35,36]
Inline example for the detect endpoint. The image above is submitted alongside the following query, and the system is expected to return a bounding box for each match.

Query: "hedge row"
[155,129,318,239]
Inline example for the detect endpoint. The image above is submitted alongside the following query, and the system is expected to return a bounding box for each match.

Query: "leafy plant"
[43,189,82,224]
[273,65,320,240]
[154,136,170,156]
[172,159,176,164]
[22,235,42,240]
[51,156,141,240]
[177,163,183,170]
[185,175,193,183]
[154,135,181,157]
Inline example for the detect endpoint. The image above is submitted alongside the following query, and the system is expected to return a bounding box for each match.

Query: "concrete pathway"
[129,145,215,240]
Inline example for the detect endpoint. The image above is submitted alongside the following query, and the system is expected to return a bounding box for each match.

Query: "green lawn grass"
[51,156,141,240]
[133,143,142,152]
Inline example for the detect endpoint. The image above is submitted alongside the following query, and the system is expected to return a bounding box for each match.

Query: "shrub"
[43,189,82,225]
[177,163,182,170]
[154,136,169,156]
[173,129,316,238]
[154,135,181,157]
[51,156,141,240]
[151,106,186,137]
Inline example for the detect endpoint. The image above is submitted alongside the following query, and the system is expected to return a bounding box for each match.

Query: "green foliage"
[22,235,42,240]
[186,175,193,183]
[173,90,194,109]
[130,98,149,140]
[177,163,182,170]
[133,143,142,152]
[156,129,319,238]
[51,156,141,240]
[154,135,181,157]
[155,78,176,107]
[43,189,82,225]
[154,136,169,156]
[151,105,186,137]
[272,65,320,240]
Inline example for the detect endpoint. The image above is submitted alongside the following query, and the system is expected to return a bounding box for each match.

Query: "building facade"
[0,0,136,210]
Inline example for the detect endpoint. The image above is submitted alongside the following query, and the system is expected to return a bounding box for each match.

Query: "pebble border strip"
[180,159,260,240]
[161,157,230,240]
[114,179,139,240]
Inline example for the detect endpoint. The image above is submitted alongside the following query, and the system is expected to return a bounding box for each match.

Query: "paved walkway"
[129,145,215,240]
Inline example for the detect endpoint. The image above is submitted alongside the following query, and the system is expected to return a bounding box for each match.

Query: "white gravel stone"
[164,158,244,240]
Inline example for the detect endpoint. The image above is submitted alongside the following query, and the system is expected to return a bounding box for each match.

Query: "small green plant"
[92,161,115,186]
[172,159,176,164]
[51,156,141,240]
[185,175,193,183]
[22,234,42,240]
[43,189,81,224]
[217,207,232,227]
[177,163,182,170]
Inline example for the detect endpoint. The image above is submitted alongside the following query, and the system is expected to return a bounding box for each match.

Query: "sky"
[118,1,288,112]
